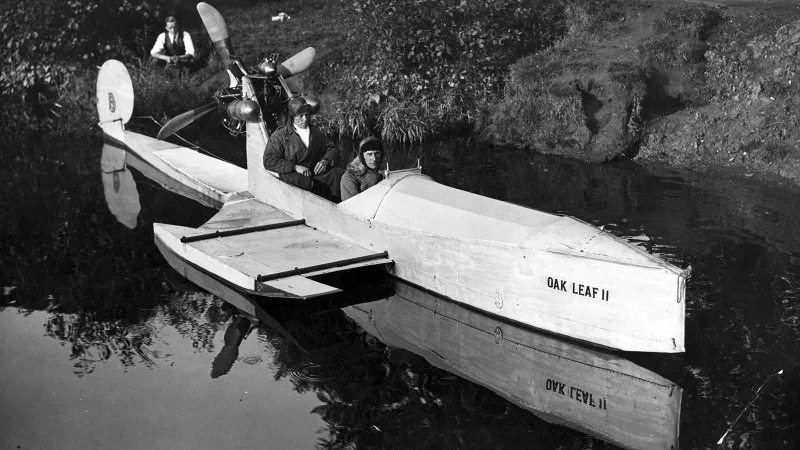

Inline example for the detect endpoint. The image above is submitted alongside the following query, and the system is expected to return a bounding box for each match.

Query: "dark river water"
[1,130,799,449]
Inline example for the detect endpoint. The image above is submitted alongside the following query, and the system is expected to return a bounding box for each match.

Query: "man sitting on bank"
[263,98,344,201]
[150,16,195,68]
[340,136,385,201]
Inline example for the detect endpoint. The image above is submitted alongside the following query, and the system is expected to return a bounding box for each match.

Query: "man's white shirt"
[295,126,310,148]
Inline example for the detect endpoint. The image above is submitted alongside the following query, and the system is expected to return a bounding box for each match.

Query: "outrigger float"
[97,2,689,353]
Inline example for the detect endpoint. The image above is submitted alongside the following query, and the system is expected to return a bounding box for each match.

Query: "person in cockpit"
[340,136,385,201]
[263,97,344,201]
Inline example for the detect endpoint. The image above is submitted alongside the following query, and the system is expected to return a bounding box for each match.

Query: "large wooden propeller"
[197,2,232,68]
[156,2,317,141]
[157,102,217,140]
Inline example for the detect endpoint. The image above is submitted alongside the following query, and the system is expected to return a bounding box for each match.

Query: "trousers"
[279,167,345,202]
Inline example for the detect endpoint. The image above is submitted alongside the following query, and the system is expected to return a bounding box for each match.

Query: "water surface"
[1,133,799,449]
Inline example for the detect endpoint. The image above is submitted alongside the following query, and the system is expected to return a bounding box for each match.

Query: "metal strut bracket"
[256,251,390,283]
[180,219,306,243]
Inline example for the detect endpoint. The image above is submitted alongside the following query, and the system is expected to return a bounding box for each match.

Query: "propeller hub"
[258,60,277,76]
[304,95,320,114]
[227,99,261,122]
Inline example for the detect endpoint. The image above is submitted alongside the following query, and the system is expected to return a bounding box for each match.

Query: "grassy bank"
[4,0,800,184]
[1,0,563,144]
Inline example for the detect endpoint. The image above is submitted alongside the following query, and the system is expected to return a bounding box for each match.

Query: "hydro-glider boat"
[96,2,689,353]
[167,251,682,450]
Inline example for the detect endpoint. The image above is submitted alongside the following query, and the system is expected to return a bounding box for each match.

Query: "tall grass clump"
[319,96,371,141]
[482,0,633,149]
[328,0,562,143]
[488,81,584,147]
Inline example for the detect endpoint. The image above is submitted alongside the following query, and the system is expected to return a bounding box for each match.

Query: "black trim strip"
[180,219,306,243]
[256,251,390,283]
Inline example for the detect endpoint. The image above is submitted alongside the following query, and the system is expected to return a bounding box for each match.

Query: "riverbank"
[229,0,800,184]
[480,0,800,184]
[127,0,800,186]
[3,0,800,185]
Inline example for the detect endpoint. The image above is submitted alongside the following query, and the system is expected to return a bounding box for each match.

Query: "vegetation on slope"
[0,0,567,143]
[3,0,800,182]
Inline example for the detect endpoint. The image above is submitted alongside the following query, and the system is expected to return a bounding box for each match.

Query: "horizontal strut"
[256,251,390,283]
[180,219,306,243]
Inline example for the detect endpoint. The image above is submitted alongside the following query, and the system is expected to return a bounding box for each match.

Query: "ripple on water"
[240,356,263,365]
[290,362,338,382]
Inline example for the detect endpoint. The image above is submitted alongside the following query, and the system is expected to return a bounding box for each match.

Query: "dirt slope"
[641,1,800,180]
[481,0,800,183]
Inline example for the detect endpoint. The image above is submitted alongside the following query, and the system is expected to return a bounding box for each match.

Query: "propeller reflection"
[100,143,141,229]
[210,315,254,378]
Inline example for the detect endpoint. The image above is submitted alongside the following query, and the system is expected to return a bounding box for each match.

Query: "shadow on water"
[1,135,799,449]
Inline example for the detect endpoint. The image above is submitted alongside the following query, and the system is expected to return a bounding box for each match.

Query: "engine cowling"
[226,99,261,122]
[257,60,277,76]
[304,95,320,114]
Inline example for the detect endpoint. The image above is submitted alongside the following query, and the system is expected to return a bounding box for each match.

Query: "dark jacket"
[262,124,338,174]
[340,155,384,201]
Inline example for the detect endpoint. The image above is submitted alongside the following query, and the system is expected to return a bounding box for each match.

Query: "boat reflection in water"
[344,282,682,450]
[100,136,236,211]
[163,240,681,450]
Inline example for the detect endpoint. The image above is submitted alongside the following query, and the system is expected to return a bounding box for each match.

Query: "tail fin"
[97,60,134,143]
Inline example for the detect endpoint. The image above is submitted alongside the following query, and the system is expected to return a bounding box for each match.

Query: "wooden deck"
[123,131,248,208]
[154,198,393,298]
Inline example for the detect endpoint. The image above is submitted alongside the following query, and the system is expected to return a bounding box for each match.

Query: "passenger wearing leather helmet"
[263,97,344,201]
[340,136,385,201]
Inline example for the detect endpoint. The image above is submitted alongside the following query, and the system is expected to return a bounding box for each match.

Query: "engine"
[226,99,261,122]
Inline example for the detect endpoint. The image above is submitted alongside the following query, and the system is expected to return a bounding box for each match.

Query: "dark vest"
[164,32,186,56]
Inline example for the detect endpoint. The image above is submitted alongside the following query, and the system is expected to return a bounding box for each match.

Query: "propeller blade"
[197,2,232,67]
[277,75,294,99]
[276,47,316,79]
[157,102,218,140]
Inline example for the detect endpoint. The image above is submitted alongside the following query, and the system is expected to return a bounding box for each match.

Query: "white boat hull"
[244,118,686,352]
[96,58,687,352]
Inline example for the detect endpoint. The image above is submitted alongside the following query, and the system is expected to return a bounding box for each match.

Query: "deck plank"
[154,199,392,299]
[155,147,248,194]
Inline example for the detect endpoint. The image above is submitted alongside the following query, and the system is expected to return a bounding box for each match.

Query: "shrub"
[0,0,206,141]
[479,0,640,150]
[332,0,560,142]
[0,0,168,99]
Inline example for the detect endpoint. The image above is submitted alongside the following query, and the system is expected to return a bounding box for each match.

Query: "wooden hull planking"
[153,198,393,299]
[107,67,689,353]
[244,134,686,351]
[114,130,248,209]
